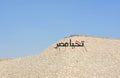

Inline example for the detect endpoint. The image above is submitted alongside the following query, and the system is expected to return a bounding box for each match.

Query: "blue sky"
[0,0,120,58]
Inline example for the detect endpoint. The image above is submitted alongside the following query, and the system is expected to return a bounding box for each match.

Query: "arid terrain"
[0,58,13,62]
[0,35,120,78]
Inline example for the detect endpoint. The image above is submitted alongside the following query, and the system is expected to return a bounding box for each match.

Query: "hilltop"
[0,35,120,78]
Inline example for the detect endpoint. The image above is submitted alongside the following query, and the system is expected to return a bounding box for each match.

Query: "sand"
[0,58,13,62]
[0,35,120,78]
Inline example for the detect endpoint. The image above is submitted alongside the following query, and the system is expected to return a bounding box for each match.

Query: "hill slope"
[0,35,120,78]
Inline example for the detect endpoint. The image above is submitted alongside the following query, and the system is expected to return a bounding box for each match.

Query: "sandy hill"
[0,35,120,78]
[0,58,13,62]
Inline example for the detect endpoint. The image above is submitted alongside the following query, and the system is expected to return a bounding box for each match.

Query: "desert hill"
[0,35,120,78]
[0,58,13,62]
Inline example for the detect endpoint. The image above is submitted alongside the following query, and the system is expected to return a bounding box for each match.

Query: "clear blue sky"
[0,0,120,58]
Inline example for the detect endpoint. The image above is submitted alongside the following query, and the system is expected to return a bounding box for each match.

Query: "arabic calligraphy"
[56,39,84,47]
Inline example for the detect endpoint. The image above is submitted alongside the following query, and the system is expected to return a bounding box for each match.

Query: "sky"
[0,0,120,58]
